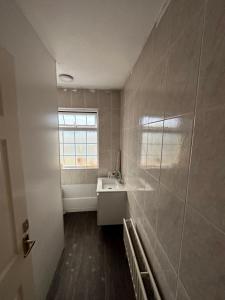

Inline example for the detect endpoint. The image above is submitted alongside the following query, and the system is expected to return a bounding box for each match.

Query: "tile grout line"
[123,150,190,206]
[155,117,165,244]
[174,1,208,298]
[121,9,225,239]
[119,97,225,133]
[124,111,195,130]
[132,189,178,276]
[124,4,205,95]
[189,204,225,238]
[155,52,169,243]
[110,92,113,171]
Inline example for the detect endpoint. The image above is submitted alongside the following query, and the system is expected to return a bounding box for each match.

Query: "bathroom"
[0,0,224,299]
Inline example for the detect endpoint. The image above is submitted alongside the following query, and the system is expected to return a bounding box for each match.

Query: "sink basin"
[97,177,125,192]
[102,178,118,190]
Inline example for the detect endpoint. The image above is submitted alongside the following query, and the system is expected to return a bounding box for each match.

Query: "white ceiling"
[16,0,166,89]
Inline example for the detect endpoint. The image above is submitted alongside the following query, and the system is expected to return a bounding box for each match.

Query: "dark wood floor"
[47,212,135,300]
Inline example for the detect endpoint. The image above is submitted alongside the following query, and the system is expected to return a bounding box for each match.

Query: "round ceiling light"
[59,73,74,82]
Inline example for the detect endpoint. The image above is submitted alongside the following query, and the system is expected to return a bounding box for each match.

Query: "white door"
[0,48,35,300]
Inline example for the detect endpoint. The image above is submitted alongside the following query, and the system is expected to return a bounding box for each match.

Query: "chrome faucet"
[108,170,124,184]
[107,171,113,179]
[113,170,124,184]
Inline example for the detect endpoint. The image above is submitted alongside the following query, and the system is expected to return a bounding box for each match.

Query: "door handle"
[23,234,36,258]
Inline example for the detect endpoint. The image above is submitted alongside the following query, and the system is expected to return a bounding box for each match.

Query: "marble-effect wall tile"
[156,185,185,271]
[121,0,225,299]
[160,114,193,201]
[187,106,225,232]
[164,11,203,117]
[197,0,225,110]
[180,206,225,300]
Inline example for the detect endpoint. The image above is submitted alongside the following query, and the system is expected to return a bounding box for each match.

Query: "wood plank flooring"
[47,212,135,300]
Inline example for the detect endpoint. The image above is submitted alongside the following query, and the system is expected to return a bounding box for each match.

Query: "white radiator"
[123,219,161,300]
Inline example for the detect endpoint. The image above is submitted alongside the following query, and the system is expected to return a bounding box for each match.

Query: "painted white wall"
[0,0,64,299]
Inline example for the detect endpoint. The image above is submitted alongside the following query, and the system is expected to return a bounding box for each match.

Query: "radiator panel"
[123,219,161,300]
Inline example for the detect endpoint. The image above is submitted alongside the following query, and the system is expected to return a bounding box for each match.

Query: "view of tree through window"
[58,110,98,169]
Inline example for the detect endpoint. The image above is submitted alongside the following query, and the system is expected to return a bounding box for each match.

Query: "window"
[58,109,98,169]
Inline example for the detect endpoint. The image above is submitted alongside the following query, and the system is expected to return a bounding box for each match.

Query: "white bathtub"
[62,184,97,212]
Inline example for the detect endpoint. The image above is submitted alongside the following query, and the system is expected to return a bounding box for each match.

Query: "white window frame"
[58,107,99,170]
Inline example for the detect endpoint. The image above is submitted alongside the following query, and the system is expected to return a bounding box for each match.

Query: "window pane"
[141,143,147,155]
[75,131,86,143]
[64,156,75,167]
[76,156,86,167]
[60,144,63,155]
[59,131,63,143]
[148,132,162,144]
[63,131,74,143]
[87,156,97,167]
[140,155,146,168]
[87,114,96,126]
[147,154,161,168]
[76,144,86,155]
[76,114,86,126]
[87,131,97,143]
[87,144,97,155]
[142,132,148,144]
[58,111,98,169]
[58,114,64,125]
[64,114,75,125]
[64,144,75,155]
